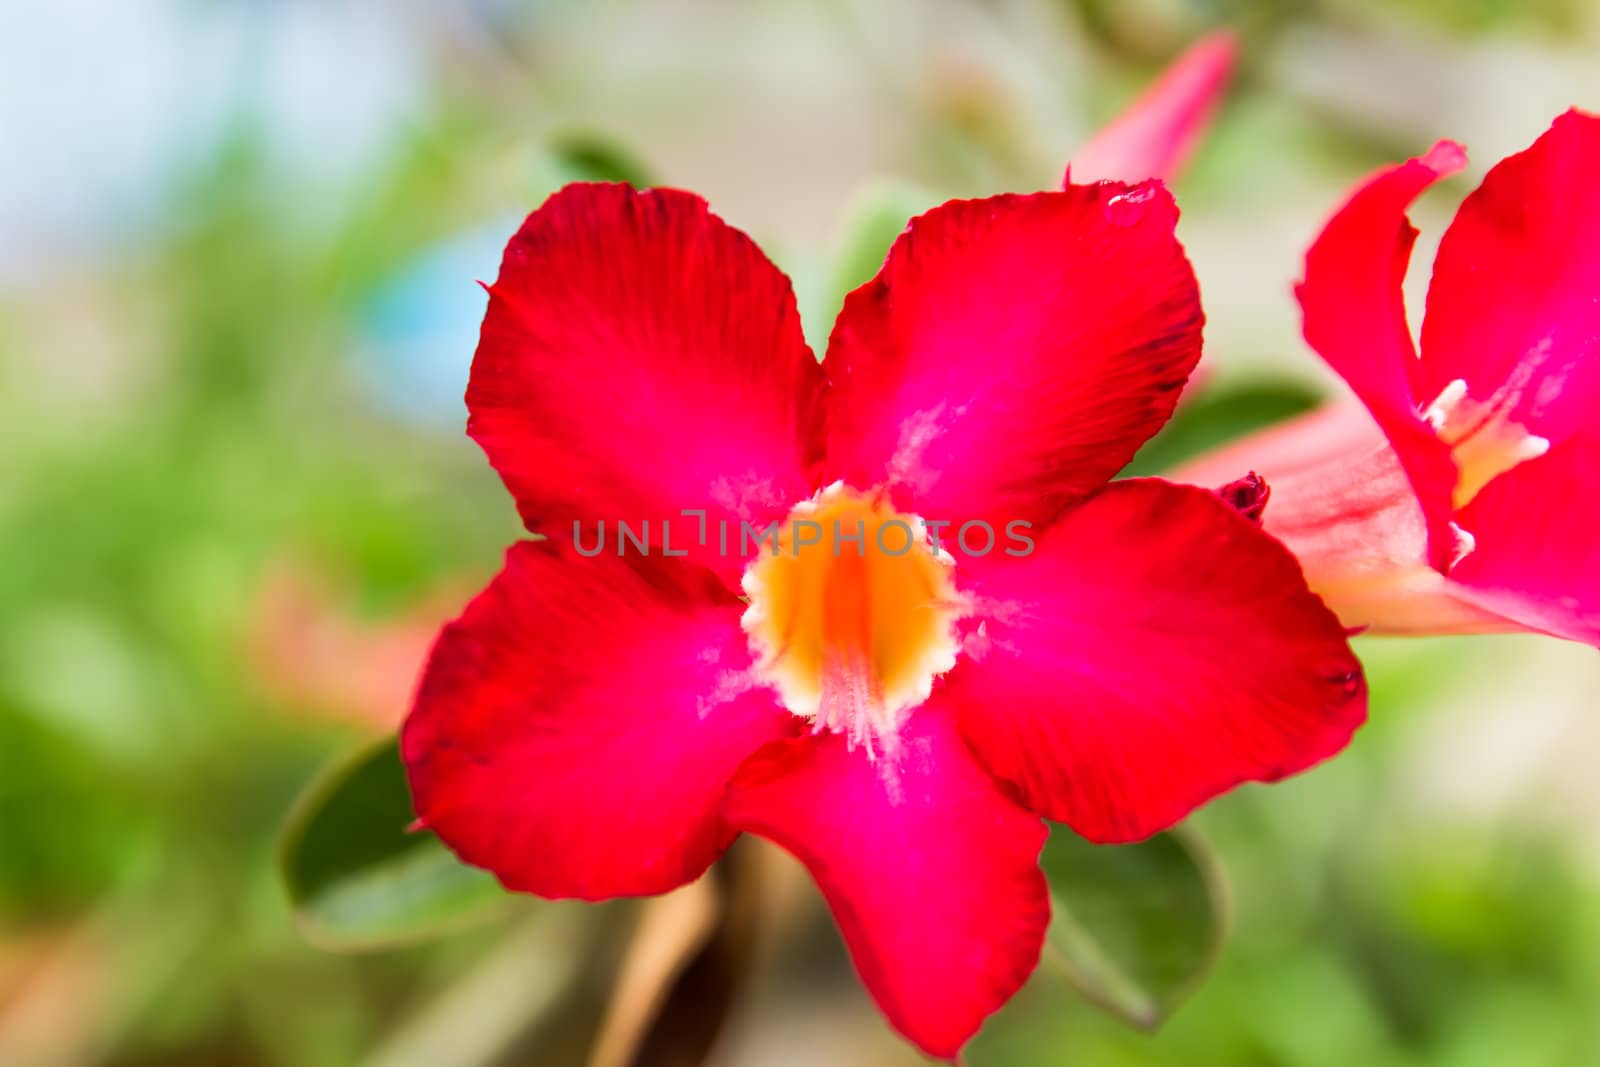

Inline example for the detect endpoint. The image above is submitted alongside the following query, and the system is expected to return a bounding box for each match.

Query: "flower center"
[740,483,963,754]
[1422,377,1549,511]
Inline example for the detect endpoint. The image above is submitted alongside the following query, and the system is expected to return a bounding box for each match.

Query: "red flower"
[401,181,1365,1058]
[1180,111,1600,644]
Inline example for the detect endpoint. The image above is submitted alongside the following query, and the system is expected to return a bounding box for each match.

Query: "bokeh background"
[4,1,1600,1064]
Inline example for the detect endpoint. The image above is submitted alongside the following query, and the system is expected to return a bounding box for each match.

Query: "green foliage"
[544,131,658,190]
[0,703,146,919]
[808,179,938,351]
[1125,377,1324,476]
[1041,826,1228,1031]
[278,738,513,951]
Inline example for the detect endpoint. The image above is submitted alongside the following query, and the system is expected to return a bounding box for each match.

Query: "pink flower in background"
[402,167,1365,1056]
[1181,111,1600,644]
[1068,31,1238,185]
[247,563,461,731]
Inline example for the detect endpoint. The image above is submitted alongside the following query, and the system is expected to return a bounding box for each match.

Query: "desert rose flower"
[1179,111,1600,644]
[1068,30,1238,185]
[401,172,1366,1058]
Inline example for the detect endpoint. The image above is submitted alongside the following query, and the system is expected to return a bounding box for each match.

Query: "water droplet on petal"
[1103,184,1156,227]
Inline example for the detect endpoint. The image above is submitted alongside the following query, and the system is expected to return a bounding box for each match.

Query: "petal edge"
[723,711,1048,1058]
[947,479,1367,843]
[822,187,1203,529]
[403,544,794,900]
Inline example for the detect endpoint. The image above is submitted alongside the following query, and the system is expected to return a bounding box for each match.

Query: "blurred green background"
[4,1,1600,1064]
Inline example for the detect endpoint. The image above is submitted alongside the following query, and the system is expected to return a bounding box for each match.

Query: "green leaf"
[1125,377,1324,476]
[808,179,939,351]
[1040,824,1229,1030]
[278,736,514,951]
[543,131,658,190]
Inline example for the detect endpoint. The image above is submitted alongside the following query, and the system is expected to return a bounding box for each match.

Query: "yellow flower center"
[1422,377,1549,512]
[740,484,964,754]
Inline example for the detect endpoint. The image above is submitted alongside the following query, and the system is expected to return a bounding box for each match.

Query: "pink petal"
[402,543,794,900]
[1068,31,1239,185]
[468,183,826,585]
[1419,110,1600,446]
[1174,402,1519,635]
[1297,142,1467,570]
[722,709,1048,1059]
[1449,436,1600,644]
[946,479,1366,843]
[822,187,1202,530]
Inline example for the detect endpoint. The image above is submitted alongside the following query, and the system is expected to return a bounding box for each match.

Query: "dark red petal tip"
[1214,471,1271,523]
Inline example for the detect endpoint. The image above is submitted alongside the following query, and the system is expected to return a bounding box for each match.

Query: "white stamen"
[1420,377,1551,511]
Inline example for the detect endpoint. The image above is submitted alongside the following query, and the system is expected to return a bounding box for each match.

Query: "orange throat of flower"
[740,484,965,754]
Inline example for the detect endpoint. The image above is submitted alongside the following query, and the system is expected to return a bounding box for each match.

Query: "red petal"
[1297,142,1466,570]
[1450,436,1600,644]
[1419,110,1600,446]
[822,187,1202,529]
[468,183,825,585]
[402,544,794,899]
[1068,31,1238,185]
[1175,403,1519,635]
[722,709,1048,1059]
[947,479,1366,843]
